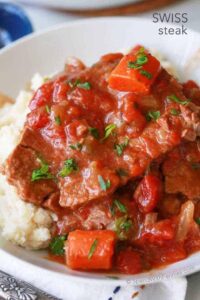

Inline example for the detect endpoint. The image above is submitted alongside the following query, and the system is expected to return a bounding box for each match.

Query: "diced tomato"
[27,108,49,129]
[66,230,116,270]
[53,81,70,103]
[108,46,160,94]
[139,219,175,245]
[116,248,142,274]
[29,82,53,111]
[134,175,162,213]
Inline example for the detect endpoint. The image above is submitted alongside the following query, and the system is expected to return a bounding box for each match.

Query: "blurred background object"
[12,0,200,32]
[0,2,33,48]
[1,0,200,48]
[14,0,181,13]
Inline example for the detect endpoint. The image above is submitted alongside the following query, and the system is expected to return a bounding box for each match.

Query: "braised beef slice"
[163,141,200,199]
[5,144,58,205]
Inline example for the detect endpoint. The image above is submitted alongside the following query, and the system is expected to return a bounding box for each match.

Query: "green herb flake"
[146,110,160,121]
[195,217,200,225]
[110,204,115,217]
[69,143,82,151]
[138,47,145,54]
[168,94,190,105]
[49,235,67,255]
[59,158,78,177]
[89,127,100,139]
[115,216,133,240]
[31,159,54,182]
[128,61,142,70]
[114,199,127,213]
[77,82,91,90]
[191,162,200,170]
[121,219,132,231]
[98,175,111,191]
[170,108,180,116]
[136,54,148,66]
[128,48,148,70]
[139,69,152,79]
[116,168,128,177]
[45,105,51,114]
[55,116,61,126]
[68,79,80,88]
[104,124,116,140]
[88,239,98,259]
[114,137,129,156]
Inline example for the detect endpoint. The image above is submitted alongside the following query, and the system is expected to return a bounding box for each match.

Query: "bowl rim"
[0,16,200,285]
[0,16,199,56]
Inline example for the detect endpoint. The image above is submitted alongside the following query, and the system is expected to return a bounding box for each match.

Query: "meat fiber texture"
[0,74,56,249]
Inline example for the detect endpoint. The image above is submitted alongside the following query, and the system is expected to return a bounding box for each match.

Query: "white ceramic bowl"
[0,17,200,285]
[17,0,140,10]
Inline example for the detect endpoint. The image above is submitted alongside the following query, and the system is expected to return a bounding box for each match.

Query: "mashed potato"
[0,74,56,250]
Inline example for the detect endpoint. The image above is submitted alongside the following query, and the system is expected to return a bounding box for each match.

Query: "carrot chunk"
[108,46,161,94]
[66,230,116,270]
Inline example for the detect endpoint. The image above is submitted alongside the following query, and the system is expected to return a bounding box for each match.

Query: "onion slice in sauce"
[176,201,194,241]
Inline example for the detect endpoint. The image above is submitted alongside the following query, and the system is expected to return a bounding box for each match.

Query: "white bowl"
[17,0,140,10]
[0,17,200,285]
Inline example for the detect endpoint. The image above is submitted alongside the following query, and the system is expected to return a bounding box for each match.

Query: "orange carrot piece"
[108,46,161,94]
[66,230,116,270]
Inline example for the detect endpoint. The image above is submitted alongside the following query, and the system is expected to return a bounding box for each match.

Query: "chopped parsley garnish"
[59,158,78,177]
[114,137,129,156]
[113,199,127,213]
[121,219,132,231]
[49,235,67,255]
[98,175,111,191]
[88,239,98,259]
[54,116,61,125]
[31,159,54,182]
[146,110,160,121]
[68,79,91,90]
[45,105,51,114]
[116,168,128,177]
[138,47,145,54]
[137,55,148,65]
[115,216,133,240]
[127,62,142,70]
[89,127,100,139]
[195,217,200,225]
[104,124,116,139]
[168,94,190,105]
[128,48,148,70]
[69,143,82,151]
[191,162,200,170]
[77,82,91,90]
[170,108,180,116]
[139,69,152,79]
